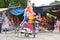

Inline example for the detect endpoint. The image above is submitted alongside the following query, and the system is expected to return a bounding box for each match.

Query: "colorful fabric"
[20,21,33,31]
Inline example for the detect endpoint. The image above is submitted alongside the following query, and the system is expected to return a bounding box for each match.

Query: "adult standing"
[0,13,4,33]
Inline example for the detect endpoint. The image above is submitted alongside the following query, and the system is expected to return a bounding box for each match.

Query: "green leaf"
[0,0,28,8]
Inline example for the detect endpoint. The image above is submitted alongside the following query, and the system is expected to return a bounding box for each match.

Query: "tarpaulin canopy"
[9,7,25,16]
[33,7,46,16]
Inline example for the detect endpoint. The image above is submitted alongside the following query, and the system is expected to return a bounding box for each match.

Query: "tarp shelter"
[33,4,60,17]
[8,7,25,23]
[9,7,25,16]
[37,4,60,17]
[33,7,46,16]
[47,4,60,18]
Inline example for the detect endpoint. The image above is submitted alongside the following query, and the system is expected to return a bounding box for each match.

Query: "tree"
[0,0,28,8]
[50,0,60,5]
[0,0,5,8]
[4,0,9,8]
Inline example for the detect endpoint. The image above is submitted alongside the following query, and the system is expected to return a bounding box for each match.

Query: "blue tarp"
[9,7,25,16]
[9,7,27,23]
[33,7,46,16]
[33,7,39,15]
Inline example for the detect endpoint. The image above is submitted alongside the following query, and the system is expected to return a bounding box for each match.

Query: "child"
[32,17,36,38]
[54,19,60,32]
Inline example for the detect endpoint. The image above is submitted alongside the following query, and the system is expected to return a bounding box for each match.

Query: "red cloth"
[28,22,33,31]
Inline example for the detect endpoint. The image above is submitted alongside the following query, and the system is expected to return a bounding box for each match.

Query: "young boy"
[32,17,36,38]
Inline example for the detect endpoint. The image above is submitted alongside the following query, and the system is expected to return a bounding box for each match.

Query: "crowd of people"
[0,11,60,38]
[19,12,60,37]
[0,1,60,38]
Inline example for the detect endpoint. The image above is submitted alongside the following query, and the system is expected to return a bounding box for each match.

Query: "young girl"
[54,19,60,32]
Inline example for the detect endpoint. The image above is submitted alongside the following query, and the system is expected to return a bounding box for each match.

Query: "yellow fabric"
[28,16,34,23]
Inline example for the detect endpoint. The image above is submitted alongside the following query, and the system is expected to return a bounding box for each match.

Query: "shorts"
[32,30,36,35]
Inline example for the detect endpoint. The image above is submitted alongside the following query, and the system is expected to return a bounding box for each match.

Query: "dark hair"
[32,3,35,6]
